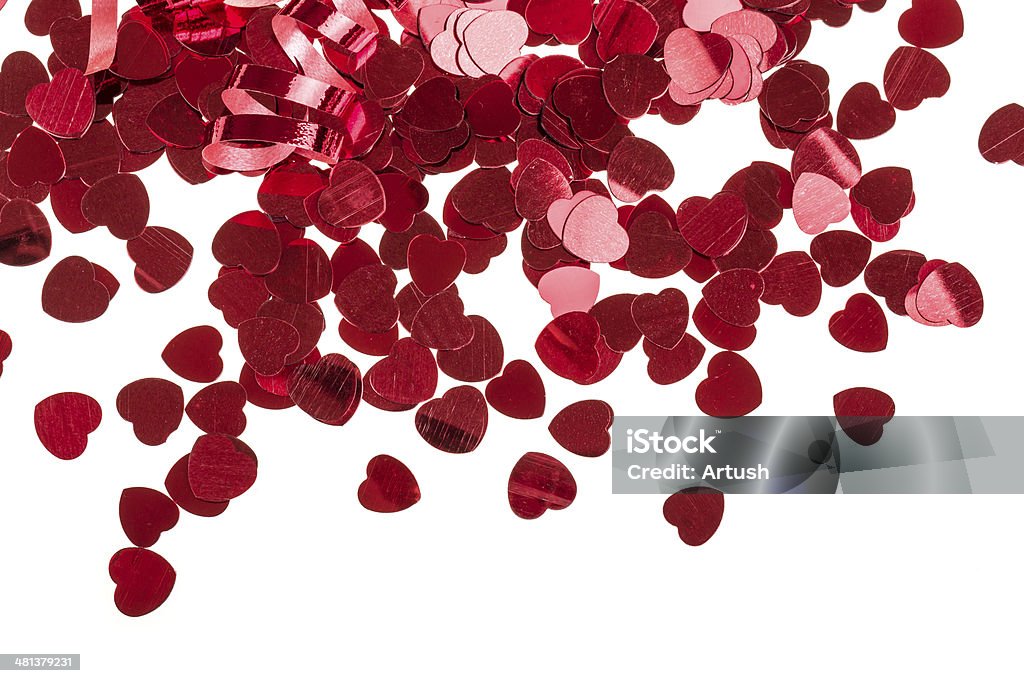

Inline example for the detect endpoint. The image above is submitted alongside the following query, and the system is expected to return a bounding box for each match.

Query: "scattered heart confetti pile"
[0,0,990,616]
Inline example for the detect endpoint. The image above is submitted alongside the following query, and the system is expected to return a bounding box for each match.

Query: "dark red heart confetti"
[162,326,223,383]
[81,173,149,240]
[535,311,601,382]
[287,353,362,426]
[41,256,114,323]
[696,351,762,417]
[828,293,889,353]
[662,487,725,546]
[883,46,950,111]
[187,434,258,502]
[186,381,247,437]
[164,455,228,518]
[119,487,180,548]
[34,391,102,459]
[436,314,504,382]
[485,359,545,419]
[508,452,577,520]
[408,234,466,296]
[631,288,689,350]
[109,547,175,617]
[837,83,896,140]
[116,378,184,446]
[366,337,438,406]
[0,198,51,266]
[898,0,963,49]
[548,400,613,457]
[127,226,193,293]
[760,251,822,317]
[415,385,488,453]
[358,454,421,513]
[834,387,896,446]
[644,334,706,386]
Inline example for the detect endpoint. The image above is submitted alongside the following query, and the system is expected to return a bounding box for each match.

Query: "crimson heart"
[507,452,577,520]
[41,256,112,323]
[485,359,546,419]
[335,263,399,333]
[410,287,475,350]
[0,51,48,116]
[760,251,822,317]
[829,293,889,353]
[852,167,914,226]
[237,316,300,376]
[864,250,928,315]
[34,392,102,459]
[525,0,593,44]
[119,487,180,548]
[187,434,258,502]
[287,352,362,426]
[701,268,764,327]
[810,230,872,287]
[535,311,602,382]
[407,234,466,296]
[602,53,670,119]
[109,547,176,617]
[833,387,896,446]
[644,335,705,386]
[979,104,1024,165]
[548,400,613,457]
[208,270,271,328]
[24,66,94,138]
[837,82,896,140]
[111,20,171,81]
[366,337,438,405]
[185,381,247,436]
[116,378,184,446]
[126,226,194,293]
[164,455,228,517]
[436,315,504,382]
[0,329,10,378]
[0,198,51,266]
[883,46,950,111]
[162,326,223,383]
[631,288,689,349]
[662,487,725,546]
[898,0,963,49]
[7,126,64,187]
[357,454,421,513]
[212,211,283,275]
[914,262,983,328]
[695,351,762,417]
[590,293,642,353]
[415,385,488,453]
[692,300,757,351]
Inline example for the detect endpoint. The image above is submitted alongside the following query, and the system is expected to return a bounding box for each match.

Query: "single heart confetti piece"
[109,547,175,617]
[535,311,602,382]
[631,288,689,350]
[366,337,438,406]
[898,0,963,49]
[834,387,896,446]
[979,104,1024,165]
[810,230,872,287]
[537,266,600,318]
[24,67,95,138]
[415,385,488,453]
[119,487,180,548]
[701,268,764,327]
[792,173,850,235]
[485,359,546,420]
[41,256,114,323]
[883,46,950,111]
[644,334,705,386]
[0,198,52,266]
[837,83,896,140]
[828,293,889,353]
[162,326,223,383]
[695,351,762,417]
[548,400,613,457]
[358,454,421,513]
[287,353,362,426]
[164,455,228,518]
[914,262,984,328]
[116,378,184,446]
[436,315,504,382]
[662,487,725,546]
[186,382,247,437]
[187,434,258,502]
[508,452,577,520]
[34,392,102,459]
[408,234,466,296]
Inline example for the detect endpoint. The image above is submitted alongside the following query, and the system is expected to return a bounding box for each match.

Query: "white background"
[2,1,1023,680]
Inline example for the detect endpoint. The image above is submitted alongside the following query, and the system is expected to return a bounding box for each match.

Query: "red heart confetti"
[834,387,896,446]
[187,434,258,502]
[662,487,725,546]
[119,487,180,548]
[695,351,762,417]
[508,452,577,520]
[358,454,421,513]
[810,230,872,287]
[162,326,223,383]
[164,455,228,518]
[34,391,102,459]
[898,0,964,50]
[548,400,613,457]
[186,381,247,437]
[116,378,184,446]
[109,547,175,617]
[41,256,114,323]
[828,293,889,353]
[415,385,488,454]
[485,359,546,420]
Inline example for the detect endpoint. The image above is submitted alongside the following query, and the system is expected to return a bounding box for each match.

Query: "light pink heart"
[793,172,851,235]
[538,266,600,317]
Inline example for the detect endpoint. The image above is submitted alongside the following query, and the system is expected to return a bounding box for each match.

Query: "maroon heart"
[164,455,228,518]
[837,82,896,140]
[851,167,914,226]
[34,391,102,459]
[7,126,65,188]
[883,46,950,111]
[24,67,94,138]
[187,434,258,502]
[644,335,706,386]
[631,288,689,349]
[126,226,194,293]
[701,268,764,327]
[662,487,725,546]
[111,20,171,81]
[548,400,613,457]
[408,234,466,296]
[0,198,51,266]
[898,0,963,49]
[535,311,601,382]
[208,270,270,328]
[237,316,300,376]
[695,351,762,417]
[415,385,488,453]
[508,452,577,519]
[0,51,49,116]
[41,256,112,323]
[81,173,150,239]
[525,0,593,44]
[162,326,224,383]
[366,337,438,406]
[212,211,283,275]
[334,263,399,334]
[828,293,889,353]
[590,293,642,353]
[119,487,180,548]
[358,454,421,513]
[186,381,247,436]
[833,387,896,446]
[287,353,362,426]
[485,359,546,420]
[760,251,822,317]
[810,230,872,287]
[109,547,176,617]
[979,104,1024,165]
[410,287,475,350]
[116,378,184,446]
